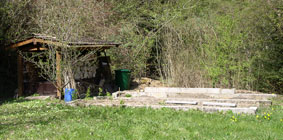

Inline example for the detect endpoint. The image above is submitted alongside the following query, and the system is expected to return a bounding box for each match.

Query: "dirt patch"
[25,95,56,100]
[130,77,167,91]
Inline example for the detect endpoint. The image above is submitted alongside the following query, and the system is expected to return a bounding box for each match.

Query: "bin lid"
[115,69,131,72]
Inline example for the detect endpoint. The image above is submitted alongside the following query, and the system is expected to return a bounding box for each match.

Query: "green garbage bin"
[115,69,131,91]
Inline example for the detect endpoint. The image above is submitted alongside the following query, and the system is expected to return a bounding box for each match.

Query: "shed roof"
[8,34,120,52]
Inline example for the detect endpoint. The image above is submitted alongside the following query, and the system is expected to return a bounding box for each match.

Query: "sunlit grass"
[0,97,282,140]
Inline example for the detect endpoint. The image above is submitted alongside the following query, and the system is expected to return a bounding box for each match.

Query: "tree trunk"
[63,67,77,94]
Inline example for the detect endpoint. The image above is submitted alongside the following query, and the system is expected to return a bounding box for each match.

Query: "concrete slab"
[144,87,236,94]
[145,87,221,94]
[165,101,198,105]
[112,91,122,98]
[203,102,237,107]
[221,88,235,94]
[148,92,167,98]
[166,98,272,107]
[166,93,276,100]
[202,107,257,114]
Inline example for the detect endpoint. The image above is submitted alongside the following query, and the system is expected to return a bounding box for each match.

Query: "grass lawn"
[0,97,282,140]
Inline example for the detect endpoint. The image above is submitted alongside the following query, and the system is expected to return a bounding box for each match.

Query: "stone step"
[202,102,237,107]
[165,100,198,105]
[149,92,276,100]
[125,104,257,114]
[166,98,272,107]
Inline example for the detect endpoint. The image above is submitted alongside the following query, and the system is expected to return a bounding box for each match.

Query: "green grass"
[0,97,283,140]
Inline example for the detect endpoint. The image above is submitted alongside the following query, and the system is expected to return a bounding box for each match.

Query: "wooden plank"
[35,38,63,46]
[28,47,48,51]
[17,54,23,97]
[8,37,118,52]
[33,38,37,45]
[10,38,34,48]
[56,50,62,99]
[35,38,115,48]
[19,45,48,52]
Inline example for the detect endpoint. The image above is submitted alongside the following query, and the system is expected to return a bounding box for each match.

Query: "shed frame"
[8,34,120,98]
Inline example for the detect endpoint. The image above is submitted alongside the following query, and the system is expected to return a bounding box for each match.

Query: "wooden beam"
[32,38,37,45]
[28,47,48,51]
[35,38,63,46]
[73,45,113,48]
[35,38,116,48]
[10,38,34,49]
[17,54,23,97]
[56,50,62,99]
[8,37,119,51]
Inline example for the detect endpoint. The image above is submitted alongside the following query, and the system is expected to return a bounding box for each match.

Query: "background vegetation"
[107,0,283,94]
[0,0,282,97]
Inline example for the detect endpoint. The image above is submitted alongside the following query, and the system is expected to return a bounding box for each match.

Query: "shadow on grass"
[0,114,62,136]
[0,100,64,136]
[0,98,32,106]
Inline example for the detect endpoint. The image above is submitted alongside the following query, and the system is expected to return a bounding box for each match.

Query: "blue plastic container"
[64,88,75,102]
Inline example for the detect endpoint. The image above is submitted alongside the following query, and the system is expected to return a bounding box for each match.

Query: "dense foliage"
[0,0,282,95]
[108,0,283,94]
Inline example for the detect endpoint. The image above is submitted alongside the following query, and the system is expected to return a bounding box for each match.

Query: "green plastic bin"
[115,69,131,91]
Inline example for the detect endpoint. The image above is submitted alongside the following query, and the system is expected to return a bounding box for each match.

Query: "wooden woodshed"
[8,34,120,98]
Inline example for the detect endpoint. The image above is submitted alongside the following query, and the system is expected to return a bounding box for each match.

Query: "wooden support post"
[17,54,23,97]
[56,50,62,99]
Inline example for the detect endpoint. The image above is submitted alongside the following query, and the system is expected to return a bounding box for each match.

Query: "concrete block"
[165,101,198,105]
[203,102,237,107]
[202,107,257,114]
[204,88,221,94]
[112,91,122,98]
[235,94,277,100]
[144,87,222,94]
[148,92,167,98]
[144,87,238,94]
[249,107,258,110]
[166,92,277,100]
[161,105,198,111]
[162,98,272,107]
[129,92,146,97]
[221,88,235,94]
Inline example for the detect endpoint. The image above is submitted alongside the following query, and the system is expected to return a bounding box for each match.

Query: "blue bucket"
[64,88,75,102]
